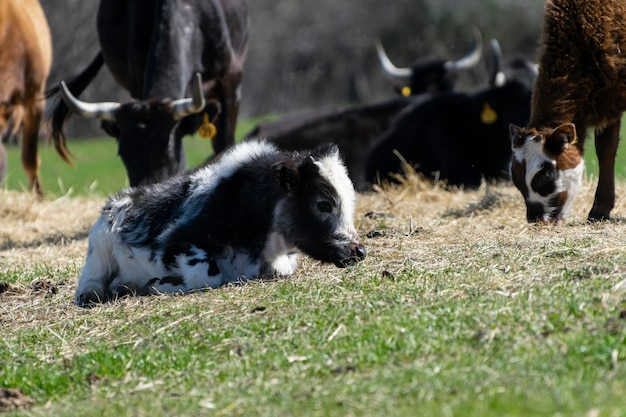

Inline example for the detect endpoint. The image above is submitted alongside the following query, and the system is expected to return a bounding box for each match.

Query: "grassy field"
[1,124,626,416]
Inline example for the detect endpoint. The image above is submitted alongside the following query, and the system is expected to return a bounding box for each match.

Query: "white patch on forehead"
[513,134,542,164]
[517,136,551,199]
[314,151,357,237]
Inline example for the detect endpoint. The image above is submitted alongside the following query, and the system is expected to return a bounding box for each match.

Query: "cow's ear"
[547,123,577,154]
[273,159,300,192]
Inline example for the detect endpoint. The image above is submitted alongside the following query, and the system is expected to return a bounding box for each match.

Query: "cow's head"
[509,123,584,224]
[376,27,482,96]
[60,73,217,186]
[273,145,366,267]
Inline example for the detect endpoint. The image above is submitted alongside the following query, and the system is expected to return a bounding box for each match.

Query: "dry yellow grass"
[2,174,626,331]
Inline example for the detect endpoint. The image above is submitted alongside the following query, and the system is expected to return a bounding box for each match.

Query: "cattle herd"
[0,0,625,305]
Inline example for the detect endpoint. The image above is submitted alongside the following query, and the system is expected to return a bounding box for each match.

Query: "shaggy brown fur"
[532,0,626,132]
[0,0,52,195]
[511,0,626,221]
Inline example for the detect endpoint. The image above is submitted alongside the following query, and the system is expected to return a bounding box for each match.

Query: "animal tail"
[45,52,105,166]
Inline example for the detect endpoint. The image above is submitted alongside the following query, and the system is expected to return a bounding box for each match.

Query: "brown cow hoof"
[587,211,612,223]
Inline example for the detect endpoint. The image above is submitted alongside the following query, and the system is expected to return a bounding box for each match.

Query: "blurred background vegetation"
[39,0,545,137]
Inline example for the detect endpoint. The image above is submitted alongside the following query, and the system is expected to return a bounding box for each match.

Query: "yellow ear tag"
[198,113,217,139]
[401,86,412,97]
[481,103,498,125]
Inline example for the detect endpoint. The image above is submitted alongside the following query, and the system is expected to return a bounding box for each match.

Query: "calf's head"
[509,123,584,224]
[274,145,366,267]
[60,73,216,186]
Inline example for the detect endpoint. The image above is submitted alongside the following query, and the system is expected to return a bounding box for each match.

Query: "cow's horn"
[443,27,483,72]
[375,39,412,80]
[488,39,506,88]
[172,73,205,120]
[60,81,119,121]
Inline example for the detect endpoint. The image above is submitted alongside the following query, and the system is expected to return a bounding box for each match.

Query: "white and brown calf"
[75,140,366,306]
[509,124,585,223]
[509,0,626,223]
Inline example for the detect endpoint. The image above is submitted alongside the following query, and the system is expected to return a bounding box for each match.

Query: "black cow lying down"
[244,97,412,190]
[75,140,366,306]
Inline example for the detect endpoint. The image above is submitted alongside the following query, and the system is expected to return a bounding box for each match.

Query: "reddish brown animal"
[509,0,626,223]
[0,0,52,194]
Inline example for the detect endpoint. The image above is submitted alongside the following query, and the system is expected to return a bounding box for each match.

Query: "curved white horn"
[60,81,119,121]
[172,73,206,120]
[443,27,483,72]
[375,39,412,80]
[489,39,507,87]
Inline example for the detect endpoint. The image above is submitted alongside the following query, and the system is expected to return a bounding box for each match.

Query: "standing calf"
[75,141,366,306]
[510,0,626,223]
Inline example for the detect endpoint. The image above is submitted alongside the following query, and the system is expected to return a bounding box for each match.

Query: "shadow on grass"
[0,228,91,252]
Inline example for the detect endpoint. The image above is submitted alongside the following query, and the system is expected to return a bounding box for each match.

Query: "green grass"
[3,244,626,417]
[583,125,626,180]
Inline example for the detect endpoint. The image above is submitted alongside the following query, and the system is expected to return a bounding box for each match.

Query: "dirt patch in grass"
[0,387,35,412]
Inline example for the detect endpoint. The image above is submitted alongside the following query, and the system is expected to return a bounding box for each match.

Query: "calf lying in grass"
[75,140,366,306]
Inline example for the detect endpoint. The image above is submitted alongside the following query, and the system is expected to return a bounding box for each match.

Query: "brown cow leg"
[588,120,620,221]
[21,102,43,196]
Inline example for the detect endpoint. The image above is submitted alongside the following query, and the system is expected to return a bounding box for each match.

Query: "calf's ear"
[552,123,576,144]
[509,124,526,148]
[509,124,521,138]
[546,123,577,155]
[273,160,300,192]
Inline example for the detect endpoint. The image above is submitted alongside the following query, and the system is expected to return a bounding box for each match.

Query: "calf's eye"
[317,201,333,213]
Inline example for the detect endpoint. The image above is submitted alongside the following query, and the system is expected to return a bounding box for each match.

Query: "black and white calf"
[75,140,366,306]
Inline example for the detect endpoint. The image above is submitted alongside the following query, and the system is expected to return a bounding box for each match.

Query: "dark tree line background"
[39,0,545,137]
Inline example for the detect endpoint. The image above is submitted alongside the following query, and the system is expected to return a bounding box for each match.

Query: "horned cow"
[509,0,626,223]
[376,28,483,96]
[48,0,249,187]
[0,0,51,194]
[75,140,366,307]
[364,41,536,189]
